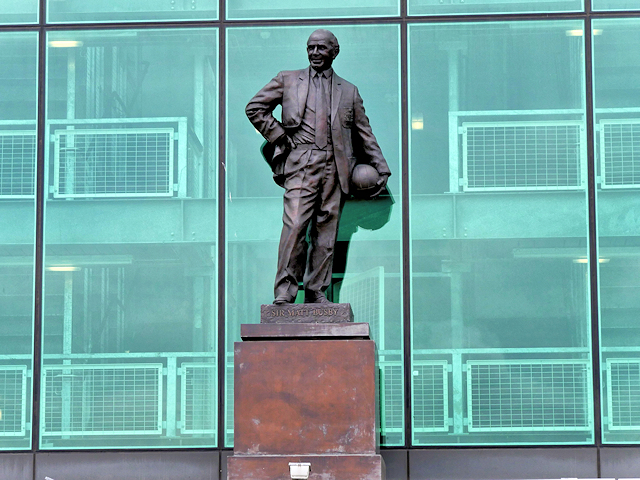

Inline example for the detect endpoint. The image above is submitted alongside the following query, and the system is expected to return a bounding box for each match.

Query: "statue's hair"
[309,29,340,53]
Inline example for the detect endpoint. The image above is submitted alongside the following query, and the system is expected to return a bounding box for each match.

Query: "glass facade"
[593,18,640,444]
[0,0,639,456]
[409,20,592,445]
[0,31,38,450]
[47,0,218,23]
[226,0,399,20]
[41,29,218,449]
[408,0,583,16]
[593,0,640,11]
[0,0,38,24]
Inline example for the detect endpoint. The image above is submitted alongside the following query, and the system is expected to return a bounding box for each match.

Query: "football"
[351,164,381,197]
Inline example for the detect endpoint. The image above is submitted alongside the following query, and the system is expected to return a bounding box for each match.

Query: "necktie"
[315,74,327,149]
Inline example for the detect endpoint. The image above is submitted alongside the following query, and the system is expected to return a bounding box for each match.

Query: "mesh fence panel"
[181,363,216,435]
[467,360,591,432]
[42,364,163,436]
[0,366,27,436]
[463,122,584,190]
[601,121,640,188]
[54,129,173,197]
[607,359,640,430]
[0,132,35,197]
[412,361,449,432]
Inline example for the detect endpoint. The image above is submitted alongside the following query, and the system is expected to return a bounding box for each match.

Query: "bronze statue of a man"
[246,29,391,305]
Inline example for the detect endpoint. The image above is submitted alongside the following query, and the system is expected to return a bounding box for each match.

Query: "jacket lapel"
[331,71,342,128]
[297,67,310,120]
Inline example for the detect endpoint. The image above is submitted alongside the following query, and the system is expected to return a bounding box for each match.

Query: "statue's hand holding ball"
[351,164,388,198]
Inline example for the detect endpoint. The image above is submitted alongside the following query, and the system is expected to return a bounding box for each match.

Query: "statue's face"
[307,32,337,72]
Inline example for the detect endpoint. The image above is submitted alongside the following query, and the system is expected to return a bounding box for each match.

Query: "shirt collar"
[311,67,333,79]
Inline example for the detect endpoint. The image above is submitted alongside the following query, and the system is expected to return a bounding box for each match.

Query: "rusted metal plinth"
[228,322,384,480]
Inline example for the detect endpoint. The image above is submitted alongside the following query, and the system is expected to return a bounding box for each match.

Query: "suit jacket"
[246,67,391,194]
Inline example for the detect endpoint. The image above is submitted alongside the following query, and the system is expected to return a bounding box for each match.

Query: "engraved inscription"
[271,308,340,317]
[260,303,354,324]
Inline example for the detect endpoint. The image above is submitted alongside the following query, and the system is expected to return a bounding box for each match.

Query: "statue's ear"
[333,46,340,59]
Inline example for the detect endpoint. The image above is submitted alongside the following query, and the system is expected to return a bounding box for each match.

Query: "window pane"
[0,32,37,451]
[42,29,218,449]
[0,0,38,24]
[409,21,592,446]
[593,1,640,11]
[226,25,403,447]
[226,0,398,20]
[593,19,640,444]
[47,0,217,23]
[409,0,582,16]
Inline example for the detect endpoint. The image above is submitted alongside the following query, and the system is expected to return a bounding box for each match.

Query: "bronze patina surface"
[246,29,391,305]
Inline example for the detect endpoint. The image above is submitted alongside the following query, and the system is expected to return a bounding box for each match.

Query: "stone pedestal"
[227,318,384,480]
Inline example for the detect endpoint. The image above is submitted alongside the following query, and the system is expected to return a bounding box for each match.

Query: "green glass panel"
[225,25,403,447]
[47,0,217,23]
[0,32,38,451]
[0,0,38,24]
[42,29,218,449]
[226,0,398,20]
[592,0,640,11]
[409,21,593,446]
[409,0,582,16]
[593,19,640,444]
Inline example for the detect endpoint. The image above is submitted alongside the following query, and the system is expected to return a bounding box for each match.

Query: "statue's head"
[307,29,339,72]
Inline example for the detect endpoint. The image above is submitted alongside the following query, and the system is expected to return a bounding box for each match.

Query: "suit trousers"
[274,147,345,302]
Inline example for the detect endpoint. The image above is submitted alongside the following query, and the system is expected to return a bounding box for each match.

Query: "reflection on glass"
[226,25,403,447]
[408,0,583,16]
[0,0,37,24]
[226,0,398,20]
[593,19,640,444]
[42,29,218,449]
[47,0,217,23]
[409,21,592,445]
[0,32,37,451]
[592,0,640,11]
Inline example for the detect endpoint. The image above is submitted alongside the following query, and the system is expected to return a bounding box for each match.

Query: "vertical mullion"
[400,19,412,449]
[217,20,227,452]
[584,0,604,464]
[31,0,47,452]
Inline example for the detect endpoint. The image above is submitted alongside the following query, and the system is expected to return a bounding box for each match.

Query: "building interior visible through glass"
[409,20,593,445]
[39,29,219,448]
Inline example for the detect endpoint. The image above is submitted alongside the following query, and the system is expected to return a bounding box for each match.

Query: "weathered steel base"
[227,454,385,480]
[228,322,383,480]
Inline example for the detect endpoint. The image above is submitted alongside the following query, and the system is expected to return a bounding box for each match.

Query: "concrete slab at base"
[227,454,385,480]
